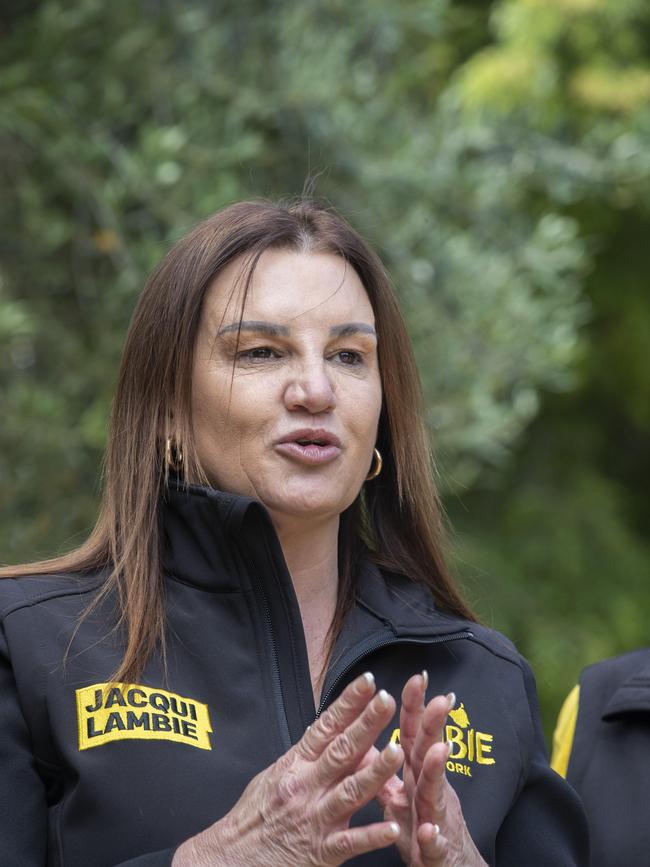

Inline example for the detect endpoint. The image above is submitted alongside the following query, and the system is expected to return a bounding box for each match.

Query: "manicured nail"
[388,822,400,837]
[421,670,429,690]
[377,689,390,708]
[362,672,375,689]
[446,691,456,711]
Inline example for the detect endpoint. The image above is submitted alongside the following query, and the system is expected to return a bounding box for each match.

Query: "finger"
[316,688,397,783]
[374,771,406,812]
[322,820,400,864]
[417,822,447,864]
[414,741,450,825]
[411,692,455,781]
[398,671,427,762]
[320,742,404,823]
[297,672,376,761]
[355,745,380,772]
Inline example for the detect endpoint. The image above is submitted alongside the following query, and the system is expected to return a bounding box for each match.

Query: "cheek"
[351,379,382,439]
[191,366,234,455]
[339,403,381,467]
[192,370,269,446]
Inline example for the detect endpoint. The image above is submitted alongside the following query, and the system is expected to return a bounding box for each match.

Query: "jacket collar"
[161,479,472,637]
[354,563,473,638]
[603,657,650,720]
[161,479,273,591]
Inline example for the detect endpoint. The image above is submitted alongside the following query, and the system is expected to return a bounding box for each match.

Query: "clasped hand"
[173,672,487,867]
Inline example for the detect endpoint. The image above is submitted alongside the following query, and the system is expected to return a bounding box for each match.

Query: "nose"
[283,359,336,415]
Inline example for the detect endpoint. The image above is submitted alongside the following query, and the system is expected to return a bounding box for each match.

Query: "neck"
[271,513,340,702]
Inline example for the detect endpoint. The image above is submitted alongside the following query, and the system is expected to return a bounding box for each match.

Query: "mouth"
[275,429,342,465]
[278,428,341,448]
[293,436,334,447]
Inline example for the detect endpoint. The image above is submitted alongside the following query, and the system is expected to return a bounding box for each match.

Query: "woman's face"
[191,248,382,526]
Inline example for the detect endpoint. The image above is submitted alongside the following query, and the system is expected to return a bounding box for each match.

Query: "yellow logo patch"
[389,700,495,778]
[76,683,212,751]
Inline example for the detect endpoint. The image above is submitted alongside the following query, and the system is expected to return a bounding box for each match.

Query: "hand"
[377,674,487,867]
[172,672,405,867]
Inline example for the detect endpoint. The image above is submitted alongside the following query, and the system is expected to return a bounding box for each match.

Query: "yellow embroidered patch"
[76,683,213,751]
[389,699,495,778]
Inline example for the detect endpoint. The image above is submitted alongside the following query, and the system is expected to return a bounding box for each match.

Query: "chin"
[262,491,352,523]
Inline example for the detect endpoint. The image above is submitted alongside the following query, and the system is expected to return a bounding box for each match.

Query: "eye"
[238,346,281,361]
[334,350,363,365]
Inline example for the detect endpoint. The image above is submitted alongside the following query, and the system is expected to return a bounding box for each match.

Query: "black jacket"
[0,483,588,866]
[565,649,650,867]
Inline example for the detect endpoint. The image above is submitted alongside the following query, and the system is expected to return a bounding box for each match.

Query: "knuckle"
[329,733,356,765]
[274,751,293,772]
[296,734,319,762]
[327,831,354,860]
[435,785,449,814]
[320,794,341,823]
[356,706,375,733]
[318,709,339,737]
[275,768,304,806]
[338,775,362,809]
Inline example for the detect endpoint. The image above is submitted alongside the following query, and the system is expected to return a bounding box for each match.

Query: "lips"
[279,428,340,447]
[275,428,342,465]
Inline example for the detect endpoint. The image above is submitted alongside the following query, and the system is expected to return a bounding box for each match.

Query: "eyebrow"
[216,320,377,338]
[329,323,376,338]
[216,320,290,337]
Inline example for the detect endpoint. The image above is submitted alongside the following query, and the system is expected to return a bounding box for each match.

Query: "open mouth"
[276,430,342,465]
[295,438,329,446]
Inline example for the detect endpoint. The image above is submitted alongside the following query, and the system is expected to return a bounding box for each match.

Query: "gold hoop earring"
[165,437,183,471]
[366,447,383,481]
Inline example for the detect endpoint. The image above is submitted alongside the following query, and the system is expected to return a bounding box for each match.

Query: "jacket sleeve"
[495,660,589,866]
[0,624,48,866]
[1,622,178,867]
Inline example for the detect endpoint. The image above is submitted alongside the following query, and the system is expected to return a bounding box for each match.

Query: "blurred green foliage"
[1,0,648,738]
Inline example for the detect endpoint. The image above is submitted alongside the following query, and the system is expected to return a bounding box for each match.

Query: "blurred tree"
[0,0,648,732]
[448,0,650,734]
[0,0,588,548]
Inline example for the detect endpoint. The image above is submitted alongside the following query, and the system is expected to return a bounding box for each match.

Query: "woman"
[0,200,586,866]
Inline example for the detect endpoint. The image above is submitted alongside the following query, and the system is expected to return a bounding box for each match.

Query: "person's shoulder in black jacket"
[552,647,650,867]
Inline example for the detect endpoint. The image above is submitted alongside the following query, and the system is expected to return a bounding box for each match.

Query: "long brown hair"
[2,199,476,682]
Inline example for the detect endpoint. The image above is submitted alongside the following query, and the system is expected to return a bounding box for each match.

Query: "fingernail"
[385,742,400,758]
[305,725,311,732]
[432,824,440,835]
[421,670,429,690]
[446,741,453,758]
[388,822,400,837]
[377,689,390,708]
[362,672,375,689]
[446,691,456,711]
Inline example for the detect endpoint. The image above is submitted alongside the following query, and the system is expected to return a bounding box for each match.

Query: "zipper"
[316,631,473,717]
[252,573,292,751]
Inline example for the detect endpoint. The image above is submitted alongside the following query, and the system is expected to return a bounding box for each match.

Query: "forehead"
[204,249,375,327]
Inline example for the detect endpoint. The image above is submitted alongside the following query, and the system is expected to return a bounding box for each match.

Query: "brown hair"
[2,199,476,682]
